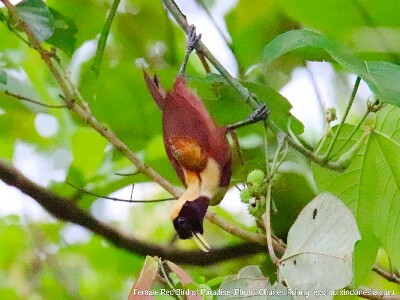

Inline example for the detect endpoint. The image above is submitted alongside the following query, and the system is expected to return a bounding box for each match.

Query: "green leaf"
[188,74,304,134]
[15,0,54,42]
[277,0,400,61]
[46,8,77,55]
[0,69,7,86]
[263,30,400,107]
[70,128,108,179]
[271,160,317,240]
[313,105,400,284]
[219,266,294,300]
[279,193,360,299]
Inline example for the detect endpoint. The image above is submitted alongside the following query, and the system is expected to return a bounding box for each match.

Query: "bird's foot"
[248,103,269,123]
[225,103,269,132]
[179,25,202,76]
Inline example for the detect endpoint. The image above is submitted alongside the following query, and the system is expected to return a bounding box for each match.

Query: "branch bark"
[0,159,263,265]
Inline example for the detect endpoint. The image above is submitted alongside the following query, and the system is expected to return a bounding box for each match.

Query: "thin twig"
[315,109,333,155]
[66,182,176,203]
[324,76,361,160]
[263,121,270,174]
[114,171,140,176]
[306,62,325,121]
[265,184,278,264]
[331,109,370,158]
[4,90,68,109]
[373,266,400,285]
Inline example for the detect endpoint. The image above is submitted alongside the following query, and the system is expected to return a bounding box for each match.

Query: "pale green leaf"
[70,128,108,179]
[279,192,360,300]
[0,69,7,86]
[16,0,54,42]
[219,265,294,300]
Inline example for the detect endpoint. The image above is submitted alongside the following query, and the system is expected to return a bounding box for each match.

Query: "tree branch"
[0,159,264,265]
[161,0,260,109]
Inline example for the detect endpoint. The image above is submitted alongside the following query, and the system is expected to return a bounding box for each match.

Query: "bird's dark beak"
[191,232,211,252]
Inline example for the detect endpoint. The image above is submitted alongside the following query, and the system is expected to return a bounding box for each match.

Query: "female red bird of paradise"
[144,26,268,252]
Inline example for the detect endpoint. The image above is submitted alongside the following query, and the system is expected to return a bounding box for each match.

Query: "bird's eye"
[177,216,187,226]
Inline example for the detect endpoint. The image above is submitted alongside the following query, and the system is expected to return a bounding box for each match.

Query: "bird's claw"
[249,103,269,123]
[187,25,202,52]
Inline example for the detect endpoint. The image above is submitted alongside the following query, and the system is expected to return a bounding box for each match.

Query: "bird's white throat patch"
[170,157,224,219]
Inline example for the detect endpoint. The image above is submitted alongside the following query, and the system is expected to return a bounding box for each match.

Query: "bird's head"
[172,196,210,252]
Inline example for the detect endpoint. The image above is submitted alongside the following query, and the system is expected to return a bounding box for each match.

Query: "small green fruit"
[247,169,265,185]
[240,188,252,203]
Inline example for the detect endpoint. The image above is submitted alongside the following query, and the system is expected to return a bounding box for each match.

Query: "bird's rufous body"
[144,71,231,250]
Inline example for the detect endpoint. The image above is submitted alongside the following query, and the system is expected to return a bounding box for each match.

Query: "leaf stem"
[323,76,361,160]
[91,0,121,77]
[315,115,331,155]
[263,121,270,174]
[265,183,279,264]
[331,109,370,158]
[268,122,346,172]
[158,258,183,300]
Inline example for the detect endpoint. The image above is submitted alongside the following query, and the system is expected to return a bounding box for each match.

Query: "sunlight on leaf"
[279,192,360,300]
[15,0,54,42]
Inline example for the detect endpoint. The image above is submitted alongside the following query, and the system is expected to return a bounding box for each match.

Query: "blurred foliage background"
[1,0,400,299]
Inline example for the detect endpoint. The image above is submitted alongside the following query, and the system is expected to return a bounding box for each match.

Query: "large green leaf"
[15,0,54,42]
[271,159,317,240]
[263,30,400,107]
[226,0,298,73]
[277,0,400,60]
[279,193,360,300]
[313,105,400,285]
[46,8,77,56]
[69,127,108,180]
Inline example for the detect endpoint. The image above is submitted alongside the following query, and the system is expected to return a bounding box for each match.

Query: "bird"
[143,25,268,252]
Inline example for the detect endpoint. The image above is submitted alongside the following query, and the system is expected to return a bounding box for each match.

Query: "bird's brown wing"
[161,76,232,187]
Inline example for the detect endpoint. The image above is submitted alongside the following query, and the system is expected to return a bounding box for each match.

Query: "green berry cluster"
[240,169,267,219]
